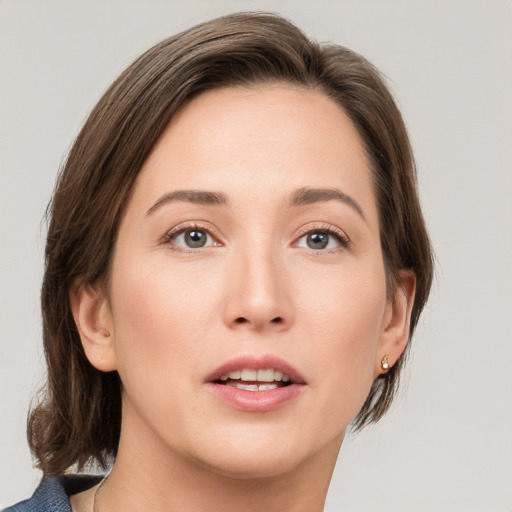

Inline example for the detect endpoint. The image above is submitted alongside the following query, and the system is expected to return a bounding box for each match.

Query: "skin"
[70,85,415,512]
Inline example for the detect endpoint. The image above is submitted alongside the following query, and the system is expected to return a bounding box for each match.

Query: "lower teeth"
[225,382,279,391]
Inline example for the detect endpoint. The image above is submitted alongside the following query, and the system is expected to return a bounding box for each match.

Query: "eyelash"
[162,222,351,252]
[163,222,221,252]
[294,223,351,252]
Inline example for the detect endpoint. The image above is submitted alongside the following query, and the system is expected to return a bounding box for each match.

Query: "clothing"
[3,475,103,512]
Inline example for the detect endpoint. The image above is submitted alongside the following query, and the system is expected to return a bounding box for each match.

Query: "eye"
[294,226,350,251]
[165,225,219,250]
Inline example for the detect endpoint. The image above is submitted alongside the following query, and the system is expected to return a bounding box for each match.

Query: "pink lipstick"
[205,354,306,412]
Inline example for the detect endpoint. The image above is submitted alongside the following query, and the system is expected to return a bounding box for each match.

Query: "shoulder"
[3,475,103,512]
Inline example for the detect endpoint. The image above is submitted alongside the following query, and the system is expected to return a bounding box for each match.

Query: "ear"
[374,270,416,378]
[69,280,117,372]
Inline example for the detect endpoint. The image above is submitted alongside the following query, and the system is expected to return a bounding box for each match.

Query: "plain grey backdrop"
[1,0,511,510]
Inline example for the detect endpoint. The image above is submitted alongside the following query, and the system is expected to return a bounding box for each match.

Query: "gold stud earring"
[381,354,390,373]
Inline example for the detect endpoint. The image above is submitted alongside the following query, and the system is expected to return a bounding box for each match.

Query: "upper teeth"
[220,368,290,383]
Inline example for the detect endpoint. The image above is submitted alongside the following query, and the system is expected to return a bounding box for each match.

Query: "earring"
[381,354,390,373]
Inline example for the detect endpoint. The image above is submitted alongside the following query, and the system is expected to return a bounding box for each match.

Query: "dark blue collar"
[4,475,103,511]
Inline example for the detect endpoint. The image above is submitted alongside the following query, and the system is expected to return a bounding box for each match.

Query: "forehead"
[129,85,378,227]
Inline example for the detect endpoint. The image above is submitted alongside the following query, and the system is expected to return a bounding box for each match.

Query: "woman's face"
[96,85,406,477]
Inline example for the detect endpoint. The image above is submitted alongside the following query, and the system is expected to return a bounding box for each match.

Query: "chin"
[186,424,344,481]
[199,450,307,480]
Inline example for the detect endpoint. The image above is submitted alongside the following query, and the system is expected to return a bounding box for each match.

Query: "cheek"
[298,256,387,350]
[294,259,387,421]
[108,256,223,397]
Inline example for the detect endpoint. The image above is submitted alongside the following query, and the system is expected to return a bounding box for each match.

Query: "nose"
[222,245,294,333]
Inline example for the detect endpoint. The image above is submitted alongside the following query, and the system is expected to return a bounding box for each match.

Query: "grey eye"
[295,229,347,251]
[184,229,207,248]
[306,232,329,249]
[169,228,215,249]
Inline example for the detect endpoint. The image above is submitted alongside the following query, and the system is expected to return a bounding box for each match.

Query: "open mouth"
[214,368,292,391]
[206,356,305,411]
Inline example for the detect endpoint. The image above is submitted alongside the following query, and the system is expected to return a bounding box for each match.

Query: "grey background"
[1,0,511,510]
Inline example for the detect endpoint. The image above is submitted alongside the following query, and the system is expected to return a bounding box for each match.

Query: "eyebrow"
[146,186,365,221]
[146,190,228,216]
[288,187,366,221]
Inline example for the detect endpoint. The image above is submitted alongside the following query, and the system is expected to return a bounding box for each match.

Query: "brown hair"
[29,11,433,475]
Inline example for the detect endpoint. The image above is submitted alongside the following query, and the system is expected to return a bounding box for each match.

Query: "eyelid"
[162,221,223,251]
[161,221,350,252]
[293,223,351,250]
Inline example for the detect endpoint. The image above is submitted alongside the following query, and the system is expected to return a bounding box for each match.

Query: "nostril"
[234,316,283,325]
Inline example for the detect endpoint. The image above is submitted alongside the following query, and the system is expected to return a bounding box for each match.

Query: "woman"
[5,12,433,512]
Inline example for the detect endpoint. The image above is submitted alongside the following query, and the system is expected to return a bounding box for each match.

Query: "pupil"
[307,232,328,249]
[185,230,206,248]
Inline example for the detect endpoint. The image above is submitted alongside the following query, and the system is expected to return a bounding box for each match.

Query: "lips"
[205,355,306,412]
